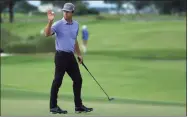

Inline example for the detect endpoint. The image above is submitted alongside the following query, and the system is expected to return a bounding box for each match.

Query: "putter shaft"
[78,58,112,101]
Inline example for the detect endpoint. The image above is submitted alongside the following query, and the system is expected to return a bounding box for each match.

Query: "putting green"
[1,99,186,116]
[1,16,186,116]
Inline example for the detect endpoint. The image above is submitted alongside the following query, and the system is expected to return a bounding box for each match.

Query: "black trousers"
[50,51,83,108]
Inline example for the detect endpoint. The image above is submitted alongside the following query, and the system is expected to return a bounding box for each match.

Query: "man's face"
[63,11,73,19]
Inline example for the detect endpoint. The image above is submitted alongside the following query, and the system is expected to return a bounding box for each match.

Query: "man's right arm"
[44,20,53,37]
[45,10,55,37]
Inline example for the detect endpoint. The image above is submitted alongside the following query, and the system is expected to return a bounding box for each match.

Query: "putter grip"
[77,57,83,64]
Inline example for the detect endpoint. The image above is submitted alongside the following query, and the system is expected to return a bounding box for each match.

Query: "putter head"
[109,98,114,101]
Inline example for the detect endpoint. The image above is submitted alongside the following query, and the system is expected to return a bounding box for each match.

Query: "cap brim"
[62,9,72,12]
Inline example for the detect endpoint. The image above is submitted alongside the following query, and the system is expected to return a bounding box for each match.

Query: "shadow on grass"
[1,49,186,65]
[86,49,186,60]
[1,88,185,107]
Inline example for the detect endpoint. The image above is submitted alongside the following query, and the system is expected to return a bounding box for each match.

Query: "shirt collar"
[62,17,73,24]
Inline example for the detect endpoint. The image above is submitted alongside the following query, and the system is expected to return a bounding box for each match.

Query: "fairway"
[1,54,186,116]
[1,17,186,116]
[1,99,186,116]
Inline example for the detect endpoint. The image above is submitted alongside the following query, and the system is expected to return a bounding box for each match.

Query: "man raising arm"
[45,3,93,115]
[44,10,54,37]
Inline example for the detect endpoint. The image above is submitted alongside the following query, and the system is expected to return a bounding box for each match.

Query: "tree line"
[0,0,186,23]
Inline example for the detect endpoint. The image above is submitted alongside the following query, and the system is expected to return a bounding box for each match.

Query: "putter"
[78,57,114,101]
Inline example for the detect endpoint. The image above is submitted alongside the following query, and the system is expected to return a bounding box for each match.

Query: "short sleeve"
[76,24,79,36]
[51,22,58,34]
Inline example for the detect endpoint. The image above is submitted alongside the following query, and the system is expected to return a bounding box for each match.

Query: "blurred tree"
[40,0,99,15]
[14,1,38,13]
[153,0,186,14]
[40,0,79,8]
[129,0,186,14]
[131,0,151,11]
[0,0,20,23]
[0,48,4,53]
[104,0,126,14]
[74,1,88,15]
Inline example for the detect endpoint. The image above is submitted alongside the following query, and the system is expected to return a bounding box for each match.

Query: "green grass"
[1,13,186,41]
[1,14,186,116]
[1,54,186,116]
[1,99,186,116]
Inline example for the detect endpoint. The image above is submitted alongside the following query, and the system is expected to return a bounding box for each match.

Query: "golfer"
[81,25,89,53]
[44,3,93,114]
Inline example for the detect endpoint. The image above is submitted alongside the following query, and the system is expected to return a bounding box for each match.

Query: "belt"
[56,50,73,55]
